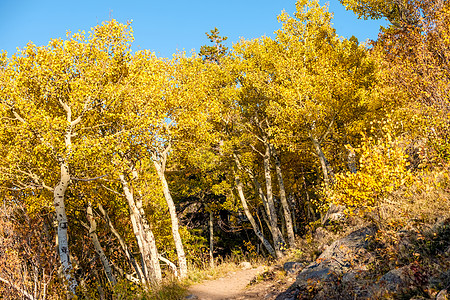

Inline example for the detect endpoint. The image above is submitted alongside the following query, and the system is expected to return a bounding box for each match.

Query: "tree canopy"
[0,0,449,298]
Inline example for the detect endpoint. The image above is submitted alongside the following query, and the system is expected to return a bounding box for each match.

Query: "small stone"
[185,294,198,300]
[239,261,252,270]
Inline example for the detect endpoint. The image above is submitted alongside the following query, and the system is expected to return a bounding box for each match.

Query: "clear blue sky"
[0,0,386,58]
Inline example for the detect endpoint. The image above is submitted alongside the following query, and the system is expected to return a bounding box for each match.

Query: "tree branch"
[0,276,36,300]
[71,175,107,182]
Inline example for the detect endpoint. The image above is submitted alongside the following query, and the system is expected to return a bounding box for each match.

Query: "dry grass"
[375,165,450,227]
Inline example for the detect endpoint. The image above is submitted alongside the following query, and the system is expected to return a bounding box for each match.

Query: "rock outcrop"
[294,226,376,299]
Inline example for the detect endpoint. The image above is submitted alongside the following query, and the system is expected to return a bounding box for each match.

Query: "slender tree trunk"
[54,160,77,296]
[235,175,277,257]
[262,141,285,255]
[242,164,282,246]
[92,269,106,300]
[119,174,162,283]
[152,151,188,279]
[135,190,162,281]
[258,205,272,234]
[251,175,273,231]
[310,134,344,225]
[234,154,284,257]
[98,204,144,284]
[209,210,214,269]
[310,135,335,187]
[270,145,295,247]
[86,202,117,286]
[289,193,298,234]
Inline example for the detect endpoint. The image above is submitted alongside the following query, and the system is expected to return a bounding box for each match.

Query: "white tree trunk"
[270,146,295,247]
[310,135,334,187]
[54,160,78,296]
[153,158,188,278]
[262,142,285,256]
[119,174,162,283]
[135,191,162,281]
[98,204,145,283]
[86,202,117,286]
[235,175,277,257]
[209,210,214,268]
[234,154,283,257]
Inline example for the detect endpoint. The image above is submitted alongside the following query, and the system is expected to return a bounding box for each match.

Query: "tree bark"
[134,189,162,281]
[270,145,295,247]
[86,202,117,286]
[119,174,162,284]
[347,146,357,174]
[98,204,145,284]
[262,141,285,256]
[53,160,78,297]
[152,148,188,279]
[209,210,214,269]
[235,175,277,257]
[310,135,335,187]
[234,154,284,257]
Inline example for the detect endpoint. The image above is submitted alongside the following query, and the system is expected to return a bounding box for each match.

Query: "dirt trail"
[187,266,266,300]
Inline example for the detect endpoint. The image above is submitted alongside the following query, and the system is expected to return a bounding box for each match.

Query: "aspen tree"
[0,20,133,295]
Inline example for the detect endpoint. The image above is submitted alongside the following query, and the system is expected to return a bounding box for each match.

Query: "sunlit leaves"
[326,125,414,215]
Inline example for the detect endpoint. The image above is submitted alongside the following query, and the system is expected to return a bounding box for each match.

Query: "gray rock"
[296,260,339,289]
[185,294,198,300]
[342,270,358,284]
[274,286,300,300]
[377,266,414,293]
[296,226,376,289]
[283,262,304,274]
[430,270,450,290]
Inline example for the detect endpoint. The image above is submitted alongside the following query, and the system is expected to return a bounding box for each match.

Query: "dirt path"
[187,266,266,300]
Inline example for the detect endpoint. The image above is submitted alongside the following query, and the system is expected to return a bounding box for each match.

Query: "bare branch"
[100,184,124,197]
[58,98,71,121]
[318,112,337,144]
[249,144,264,157]
[15,168,54,192]
[159,255,178,278]
[71,96,92,127]
[0,276,37,300]
[71,175,107,182]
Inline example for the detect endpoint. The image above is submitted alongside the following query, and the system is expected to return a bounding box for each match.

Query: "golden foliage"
[326,126,414,216]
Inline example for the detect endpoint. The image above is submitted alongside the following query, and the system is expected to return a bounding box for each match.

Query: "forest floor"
[186,264,297,300]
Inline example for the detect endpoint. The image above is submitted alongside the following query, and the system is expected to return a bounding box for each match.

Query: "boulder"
[296,226,376,290]
[377,265,415,293]
[275,286,301,300]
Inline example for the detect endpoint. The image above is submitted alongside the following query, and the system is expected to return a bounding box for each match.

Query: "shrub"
[326,131,414,218]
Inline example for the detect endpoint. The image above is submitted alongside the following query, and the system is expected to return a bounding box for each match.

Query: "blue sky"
[0,1,386,58]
